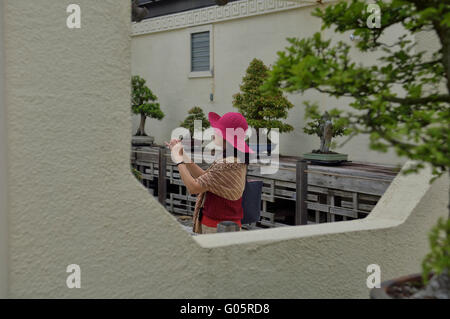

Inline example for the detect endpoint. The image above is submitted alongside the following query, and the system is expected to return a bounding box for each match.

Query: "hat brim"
[208,112,221,128]
[208,112,255,154]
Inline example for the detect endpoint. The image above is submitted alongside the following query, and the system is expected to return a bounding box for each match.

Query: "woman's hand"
[165,139,206,194]
[165,138,193,163]
[165,138,181,151]
[166,141,184,164]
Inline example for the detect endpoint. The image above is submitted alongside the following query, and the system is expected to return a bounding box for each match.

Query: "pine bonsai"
[232,58,294,145]
[131,75,164,136]
[180,107,210,137]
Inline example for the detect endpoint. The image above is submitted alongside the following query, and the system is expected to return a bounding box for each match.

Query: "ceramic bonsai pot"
[303,152,348,165]
[132,135,155,146]
[370,273,428,299]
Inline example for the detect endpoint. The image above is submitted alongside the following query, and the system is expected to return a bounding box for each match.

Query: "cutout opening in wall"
[129,0,400,238]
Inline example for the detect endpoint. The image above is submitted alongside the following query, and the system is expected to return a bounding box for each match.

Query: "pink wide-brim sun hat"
[208,112,254,154]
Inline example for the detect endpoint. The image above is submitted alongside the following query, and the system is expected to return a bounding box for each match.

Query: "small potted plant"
[179,106,210,152]
[233,58,294,155]
[131,75,164,146]
[302,103,350,164]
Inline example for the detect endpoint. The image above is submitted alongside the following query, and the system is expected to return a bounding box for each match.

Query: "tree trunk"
[136,114,147,136]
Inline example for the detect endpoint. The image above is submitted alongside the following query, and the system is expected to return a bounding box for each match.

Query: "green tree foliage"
[180,106,211,136]
[233,58,294,140]
[131,75,164,136]
[262,0,450,291]
[262,0,450,178]
[422,217,450,284]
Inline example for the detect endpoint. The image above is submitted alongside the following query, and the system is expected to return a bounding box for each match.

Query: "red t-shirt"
[201,191,243,228]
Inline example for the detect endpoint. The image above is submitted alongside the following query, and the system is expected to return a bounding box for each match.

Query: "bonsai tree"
[303,103,350,153]
[263,0,449,298]
[180,107,210,137]
[232,58,294,145]
[131,75,164,136]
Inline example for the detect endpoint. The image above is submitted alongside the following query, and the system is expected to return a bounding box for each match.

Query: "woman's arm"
[177,163,207,195]
[166,141,207,195]
[184,162,205,179]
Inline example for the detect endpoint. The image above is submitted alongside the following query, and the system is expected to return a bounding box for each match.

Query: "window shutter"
[191,31,210,72]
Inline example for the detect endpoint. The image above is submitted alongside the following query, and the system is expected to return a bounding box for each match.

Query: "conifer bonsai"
[233,58,294,152]
[180,107,211,153]
[131,75,164,137]
[180,107,210,137]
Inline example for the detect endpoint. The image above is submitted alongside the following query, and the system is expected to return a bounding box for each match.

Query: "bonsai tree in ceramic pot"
[263,0,449,298]
[180,106,211,153]
[131,75,164,145]
[233,58,294,155]
[302,103,350,164]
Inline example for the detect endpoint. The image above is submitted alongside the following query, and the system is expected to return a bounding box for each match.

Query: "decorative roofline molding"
[132,0,317,36]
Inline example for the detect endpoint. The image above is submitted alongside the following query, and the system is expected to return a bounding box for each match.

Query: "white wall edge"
[0,0,9,299]
[194,161,435,248]
[131,0,337,36]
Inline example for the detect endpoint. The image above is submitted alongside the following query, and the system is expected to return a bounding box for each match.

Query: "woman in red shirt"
[166,112,254,234]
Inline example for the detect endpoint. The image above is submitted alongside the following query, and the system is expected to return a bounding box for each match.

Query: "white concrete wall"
[194,166,449,298]
[0,0,9,299]
[131,1,406,166]
[1,0,448,299]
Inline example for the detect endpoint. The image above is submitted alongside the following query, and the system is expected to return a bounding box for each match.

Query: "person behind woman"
[166,112,254,234]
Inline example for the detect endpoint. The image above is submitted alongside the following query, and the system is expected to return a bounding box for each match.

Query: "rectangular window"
[188,25,213,78]
[191,31,210,72]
